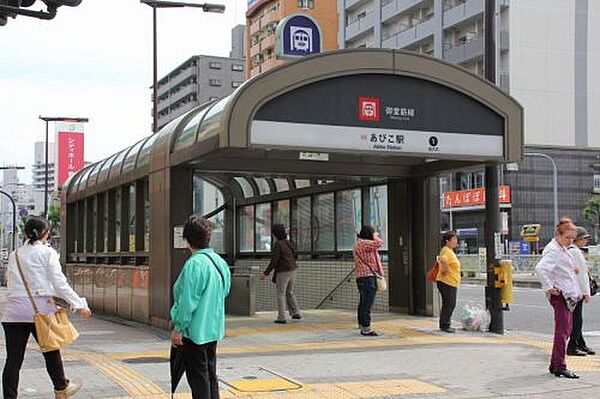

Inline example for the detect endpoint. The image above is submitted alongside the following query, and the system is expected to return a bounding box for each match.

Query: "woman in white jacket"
[567,227,594,356]
[2,217,91,399]
[535,218,581,379]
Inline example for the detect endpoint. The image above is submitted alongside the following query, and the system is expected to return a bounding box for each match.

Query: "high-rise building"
[32,141,55,213]
[155,26,247,131]
[0,170,35,249]
[246,0,339,78]
[338,0,600,246]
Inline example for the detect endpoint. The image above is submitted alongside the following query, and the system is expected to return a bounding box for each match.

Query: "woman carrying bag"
[2,217,91,399]
[353,225,385,337]
[436,231,461,333]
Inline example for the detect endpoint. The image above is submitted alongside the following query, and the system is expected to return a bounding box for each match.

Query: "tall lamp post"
[140,0,226,133]
[38,116,89,217]
[0,190,17,251]
[524,152,559,229]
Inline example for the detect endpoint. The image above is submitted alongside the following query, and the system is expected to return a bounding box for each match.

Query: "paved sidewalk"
[1,288,600,398]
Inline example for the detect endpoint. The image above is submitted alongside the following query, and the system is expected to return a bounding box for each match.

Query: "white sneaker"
[54,378,82,399]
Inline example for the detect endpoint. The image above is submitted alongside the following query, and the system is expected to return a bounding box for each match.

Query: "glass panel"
[254,178,270,196]
[291,197,311,252]
[336,189,362,251]
[87,161,104,187]
[208,210,225,253]
[128,184,136,252]
[136,135,159,168]
[172,106,212,152]
[295,179,310,189]
[144,180,150,251]
[255,203,271,252]
[92,196,98,252]
[238,205,254,252]
[122,140,146,174]
[312,193,334,251]
[98,153,118,183]
[273,178,289,192]
[103,192,109,251]
[115,189,121,252]
[234,177,254,198]
[77,166,94,191]
[193,175,224,216]
[197,96,229,142]
[69,170,86,194]
[273,200,290,227]
[109,149,129,180]
[369,185,388,250]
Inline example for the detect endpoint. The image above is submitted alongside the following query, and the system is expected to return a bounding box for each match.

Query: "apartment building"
[246,0,338,78]
[32,141,55,214]
[339,0,600,248]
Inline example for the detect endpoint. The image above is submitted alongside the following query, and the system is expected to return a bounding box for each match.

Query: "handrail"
[315,265,356,309]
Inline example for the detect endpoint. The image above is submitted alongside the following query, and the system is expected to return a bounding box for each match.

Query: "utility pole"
[484,0,503,334]
[0,166,25,251]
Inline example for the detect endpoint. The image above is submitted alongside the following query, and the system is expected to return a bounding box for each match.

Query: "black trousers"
[567,299,588,351]
[436,281,457,329]
[356,276,378,329]
[182,338,219,399]
[2,322,68,399]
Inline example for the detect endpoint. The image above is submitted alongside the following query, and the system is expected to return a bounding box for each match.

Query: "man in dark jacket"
[260,224,301,323]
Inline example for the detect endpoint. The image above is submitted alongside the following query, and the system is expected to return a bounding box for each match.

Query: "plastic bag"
[460,303,490,332]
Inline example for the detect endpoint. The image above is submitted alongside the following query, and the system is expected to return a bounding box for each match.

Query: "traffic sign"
[18,209,28,218]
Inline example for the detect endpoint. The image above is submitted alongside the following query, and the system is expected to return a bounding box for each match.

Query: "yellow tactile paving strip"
[111,378,445,398]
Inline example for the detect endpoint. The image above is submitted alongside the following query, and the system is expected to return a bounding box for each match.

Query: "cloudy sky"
[0,0,245,183]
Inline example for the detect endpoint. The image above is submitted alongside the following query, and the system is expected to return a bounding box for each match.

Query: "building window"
[255,203,272,252]
[232,81,242,88]
[368,185,388,250]
[232,64,244,71]
[594,175,600,193]
[209,79,222,87]
[238,205,254,252]
[336,189,362,251]
[298,0,314,9]
[291,197,311,252]
[312,193,335,252]
[209,62,222,69]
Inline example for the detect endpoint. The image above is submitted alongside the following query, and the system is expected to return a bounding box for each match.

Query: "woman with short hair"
[536,218,581,378]
[2,216,91,399]
[170,216,231,398]
[436,231,461,333]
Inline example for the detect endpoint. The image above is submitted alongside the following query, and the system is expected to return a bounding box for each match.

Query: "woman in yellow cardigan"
[436,231,461,333]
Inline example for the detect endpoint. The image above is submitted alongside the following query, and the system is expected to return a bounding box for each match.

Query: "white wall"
[509,0,576,146]
[589,0,600,147]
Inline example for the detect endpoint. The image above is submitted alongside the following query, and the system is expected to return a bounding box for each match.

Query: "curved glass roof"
[122,139,146,174]
[77,165,95,191]
[254,178,271,196]
[109,148,129,180]
[86,159,107,188]
[136,134,159,168]
[196,97,228,142]
[97,152,119,184]
[172,105,212,152]
[273,178,289,192]
[234,177,254,198]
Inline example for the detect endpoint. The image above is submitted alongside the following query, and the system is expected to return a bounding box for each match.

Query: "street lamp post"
[38,116,89,217]
[0,190,17,251]
[525,152,559,229]
[140,0,225,133]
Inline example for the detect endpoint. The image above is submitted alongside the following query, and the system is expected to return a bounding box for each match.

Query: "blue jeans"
[357,276,377,328]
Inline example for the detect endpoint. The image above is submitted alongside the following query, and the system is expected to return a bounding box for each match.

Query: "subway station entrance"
[63,49,523,328]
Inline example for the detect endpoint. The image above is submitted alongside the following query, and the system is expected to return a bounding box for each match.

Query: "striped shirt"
[353,237,384,278]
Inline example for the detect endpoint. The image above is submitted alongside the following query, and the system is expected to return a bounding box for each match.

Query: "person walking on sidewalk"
[353,225,385,337]
[260,224,301,324]
[566,227,594,357]
[435,231,461,333]
[535,218,582,379]
[170,216,231,399]
[2,216,91,399]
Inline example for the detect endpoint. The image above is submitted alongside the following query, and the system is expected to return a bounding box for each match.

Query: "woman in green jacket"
[170,216,231,398]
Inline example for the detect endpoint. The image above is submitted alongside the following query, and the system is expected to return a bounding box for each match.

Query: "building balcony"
[262,34,276,51]
[250,42,262,58]
[382,16,434,49]
[443,34,483,64]
[157,68,194,98]
[442,0,483,29]
[499,29,509,51]
[347,0,371,10]
[499,72,509,93]
[260,10,280,27]
[249,20,261,36]
[381,0,429,23]
[345,11,375,41]
[261,57,281,71]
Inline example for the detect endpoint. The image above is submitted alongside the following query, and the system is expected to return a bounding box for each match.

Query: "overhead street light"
[140,0,225,133]
[38,116,89,217]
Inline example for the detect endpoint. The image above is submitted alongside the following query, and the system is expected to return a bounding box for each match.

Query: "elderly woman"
[535,218,581,379]
[436,231,461,333]
[567,227,594,356]
[170,216,231,398]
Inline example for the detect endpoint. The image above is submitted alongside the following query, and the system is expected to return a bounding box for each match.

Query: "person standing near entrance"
[170,216,231,398]
[436,231,461,333]
[260,224,301,324]
[535,218,581,379]
[2,216,91,399]
[353,225,385,337]
[566,227,594,356]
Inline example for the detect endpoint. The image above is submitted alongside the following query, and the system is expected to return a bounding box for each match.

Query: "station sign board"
[251,74,505,159]
[276,14,322,59]
[55,122,85,188]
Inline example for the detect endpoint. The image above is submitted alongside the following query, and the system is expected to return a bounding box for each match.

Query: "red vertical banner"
[56,123,85,188]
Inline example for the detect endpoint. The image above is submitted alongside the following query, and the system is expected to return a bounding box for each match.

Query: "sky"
[0,0,246,183]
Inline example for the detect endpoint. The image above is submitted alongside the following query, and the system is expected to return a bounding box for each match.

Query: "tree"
[583,196,600,243]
